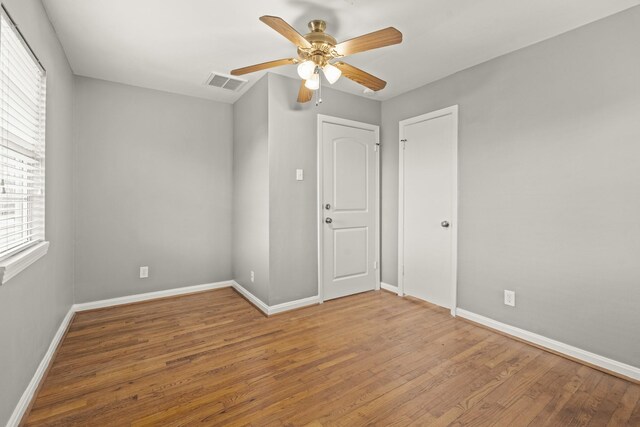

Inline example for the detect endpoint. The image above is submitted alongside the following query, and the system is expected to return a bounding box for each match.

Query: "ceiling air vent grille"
[206,73,247,91]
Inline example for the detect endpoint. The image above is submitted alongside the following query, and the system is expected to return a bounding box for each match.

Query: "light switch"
[296,169,304,181]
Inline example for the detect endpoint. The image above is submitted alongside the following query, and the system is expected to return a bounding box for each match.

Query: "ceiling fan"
[230,16,402,104]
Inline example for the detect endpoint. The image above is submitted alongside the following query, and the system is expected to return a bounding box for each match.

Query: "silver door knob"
[441,221,450,228]
[325,203,331,210]
[325,218,333,224]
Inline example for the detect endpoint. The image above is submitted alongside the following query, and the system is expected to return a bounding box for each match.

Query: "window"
[0,6,47,282]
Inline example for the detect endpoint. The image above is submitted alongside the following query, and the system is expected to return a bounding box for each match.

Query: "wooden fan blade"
[297,80,313,103]
[231,58,296,76]
[335,27,402,57]
[259,16,312,49]
[334,62,386,91]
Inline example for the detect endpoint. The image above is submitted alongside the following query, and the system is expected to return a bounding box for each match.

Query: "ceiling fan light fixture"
[323,63,341,84]
[304,73,320,90]
[297,60,316,80]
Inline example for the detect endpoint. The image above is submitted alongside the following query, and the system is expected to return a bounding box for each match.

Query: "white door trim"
[398,105,459,316]
[317,114,381,303]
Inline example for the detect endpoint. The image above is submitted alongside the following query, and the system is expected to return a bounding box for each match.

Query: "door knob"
[325,203,331,210]
[325,218,333,224]
[441,221,450,228]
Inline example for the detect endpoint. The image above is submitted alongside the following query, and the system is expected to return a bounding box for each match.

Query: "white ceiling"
[42,0,640,103]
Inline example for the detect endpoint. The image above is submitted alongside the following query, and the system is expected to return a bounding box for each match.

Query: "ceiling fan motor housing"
[297,20,338,67]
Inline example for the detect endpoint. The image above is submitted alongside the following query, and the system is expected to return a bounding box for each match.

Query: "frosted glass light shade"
[297,60,316,80]
[323,63,341,84]
[304,73,320,90]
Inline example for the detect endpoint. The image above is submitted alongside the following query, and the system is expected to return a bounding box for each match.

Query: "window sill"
[0,241,50,285]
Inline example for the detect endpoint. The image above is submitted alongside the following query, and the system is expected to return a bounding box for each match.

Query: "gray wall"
[232,76,270,303]
[267,74,381,305]
[381,7,640,366]
[2,6,637,424]
[0,0,75,424]
[74,76,233,303]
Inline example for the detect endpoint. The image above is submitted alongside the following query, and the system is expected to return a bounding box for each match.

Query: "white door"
[399,106,458,313]
[319,116,379,301]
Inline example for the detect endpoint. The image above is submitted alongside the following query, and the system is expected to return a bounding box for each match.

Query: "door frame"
[398,105,459,316]
[317,114,381,303]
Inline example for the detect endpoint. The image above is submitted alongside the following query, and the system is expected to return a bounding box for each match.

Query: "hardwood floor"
[23,288,639,426]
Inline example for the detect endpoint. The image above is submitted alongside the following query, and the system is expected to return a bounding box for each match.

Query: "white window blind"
[0,7,46,261]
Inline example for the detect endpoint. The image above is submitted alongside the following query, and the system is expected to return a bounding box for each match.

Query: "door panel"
[334,227,368,279]
[400,108,457,309]
[322,120,377,301]
[334,139,368,211]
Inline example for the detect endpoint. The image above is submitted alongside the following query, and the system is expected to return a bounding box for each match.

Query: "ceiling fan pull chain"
[316,70,323,106]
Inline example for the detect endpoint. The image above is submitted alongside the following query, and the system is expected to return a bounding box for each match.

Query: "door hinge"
[400,139,407,149]
[374,144,378,152]
[374,261,378,269]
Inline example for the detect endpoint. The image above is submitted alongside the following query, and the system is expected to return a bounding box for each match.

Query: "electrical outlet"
[250,271,255,283]
[504,290,515,307]
[140,266,149,279]
[296,169,304,181]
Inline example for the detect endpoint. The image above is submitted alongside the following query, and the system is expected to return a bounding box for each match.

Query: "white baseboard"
[73,281,234,312]
[229,281,319,315]
[381,282,399,294]
[456,309,640,382]
[72,279,320,317]
[7,306,75,427]
[230,280,270,315]
[269,295,320,315]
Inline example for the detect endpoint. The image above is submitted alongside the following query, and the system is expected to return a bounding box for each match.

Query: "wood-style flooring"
[23,288,640,426]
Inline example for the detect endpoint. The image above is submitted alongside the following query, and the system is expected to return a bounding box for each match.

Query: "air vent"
[205,72,247,92]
